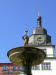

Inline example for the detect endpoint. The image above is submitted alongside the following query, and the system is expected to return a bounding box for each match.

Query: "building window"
[42,63,51,70]
[35,65,40,70]
[31,65,39,70]
[2,66,8,71]
[13,65,17,71]
[18,66,21,70]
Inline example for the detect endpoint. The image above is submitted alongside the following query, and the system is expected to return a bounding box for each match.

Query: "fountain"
[7,30,46,75]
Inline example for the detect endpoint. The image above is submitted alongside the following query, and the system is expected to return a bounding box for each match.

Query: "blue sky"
[0,0,56,63]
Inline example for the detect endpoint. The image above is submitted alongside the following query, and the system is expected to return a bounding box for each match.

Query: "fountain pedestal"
[7,46,46,75]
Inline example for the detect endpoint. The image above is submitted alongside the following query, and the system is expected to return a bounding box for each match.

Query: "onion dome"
[33,16,47,35]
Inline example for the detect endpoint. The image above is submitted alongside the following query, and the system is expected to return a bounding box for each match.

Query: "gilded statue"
[22,31,29,46]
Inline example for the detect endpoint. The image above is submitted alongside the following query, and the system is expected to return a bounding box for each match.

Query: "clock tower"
[28,14,55,57]
[28,15,51,46]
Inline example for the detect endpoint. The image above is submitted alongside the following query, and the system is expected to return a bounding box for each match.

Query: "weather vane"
[37,9,40,16]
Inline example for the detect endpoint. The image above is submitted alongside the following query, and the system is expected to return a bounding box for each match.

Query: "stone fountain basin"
[7,46,46,66]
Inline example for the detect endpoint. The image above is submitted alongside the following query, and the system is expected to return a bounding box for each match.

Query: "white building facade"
[28,15,56,75]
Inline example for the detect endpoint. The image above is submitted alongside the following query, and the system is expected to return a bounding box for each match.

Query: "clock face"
[35,35,46,45]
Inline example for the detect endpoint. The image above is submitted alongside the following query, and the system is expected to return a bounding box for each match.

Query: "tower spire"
[37,9,42,27]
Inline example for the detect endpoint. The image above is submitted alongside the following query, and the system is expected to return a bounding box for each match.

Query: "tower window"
[42,63,51,70]
[2,66,8,71]
[31,65,40,70]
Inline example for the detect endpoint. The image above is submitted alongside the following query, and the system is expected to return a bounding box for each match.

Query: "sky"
[0,0,56,63]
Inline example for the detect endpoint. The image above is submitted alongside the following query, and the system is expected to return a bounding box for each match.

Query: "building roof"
[33,16,47,35]
[33,26,47,35]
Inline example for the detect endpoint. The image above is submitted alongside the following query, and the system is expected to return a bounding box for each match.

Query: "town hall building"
[29,14,56,75]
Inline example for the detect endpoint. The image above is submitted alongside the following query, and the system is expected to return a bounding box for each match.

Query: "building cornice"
[46,57,56,59]
[30,45,55,47]
[0,63,18,66]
